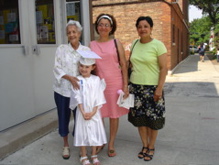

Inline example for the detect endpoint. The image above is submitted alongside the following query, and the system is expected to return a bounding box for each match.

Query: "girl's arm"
[78,104,89,120]
[154,53,168,102]
[86,106,98,120]
[79,104,99,120]
[91,106,98,117]
[116,39,129,99]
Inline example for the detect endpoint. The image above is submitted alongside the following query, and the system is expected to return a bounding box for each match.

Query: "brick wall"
[92,0,189,70]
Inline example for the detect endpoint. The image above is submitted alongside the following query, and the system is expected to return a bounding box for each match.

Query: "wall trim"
[92,0,161,7]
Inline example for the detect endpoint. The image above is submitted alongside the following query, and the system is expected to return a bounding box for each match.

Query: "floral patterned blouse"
[53,43,90,97]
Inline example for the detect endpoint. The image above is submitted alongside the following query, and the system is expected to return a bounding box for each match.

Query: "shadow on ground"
[164,82,219,98]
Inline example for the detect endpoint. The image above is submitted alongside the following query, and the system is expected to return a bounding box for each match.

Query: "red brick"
[92,0,189,70]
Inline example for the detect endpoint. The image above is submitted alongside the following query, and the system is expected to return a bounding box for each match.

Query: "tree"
[189,0,219,26]
[189,17,211,46]
[213,23,219,49]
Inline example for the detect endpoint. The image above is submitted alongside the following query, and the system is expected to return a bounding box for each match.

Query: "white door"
[30,0,58,115]
[0,0,91,131]
[0,0,61,131]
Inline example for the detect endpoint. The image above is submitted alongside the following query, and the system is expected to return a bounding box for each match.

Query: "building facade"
[0,0,92,131]
[91,0,189,72]
[0,0,189,132]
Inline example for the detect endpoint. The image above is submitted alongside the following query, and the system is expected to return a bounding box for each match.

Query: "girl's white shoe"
[91,155,100,165]
[80,156,91,165]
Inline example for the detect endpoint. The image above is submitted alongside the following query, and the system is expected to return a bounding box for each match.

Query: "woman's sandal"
[138,147,148,159]
[80,156,91,165]
[62,147,70,159]
[108,149,116,157]
[144,148,155,161]
[91,155,100,165]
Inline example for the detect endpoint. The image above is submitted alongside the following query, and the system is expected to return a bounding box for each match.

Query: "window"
[172,24,175,43]
[35,0,56,44]
[66,0,81,22]
[0,0,20,44]
[172,24,175,44]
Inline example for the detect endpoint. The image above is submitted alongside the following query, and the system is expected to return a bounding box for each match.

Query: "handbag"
[128,39,138,78]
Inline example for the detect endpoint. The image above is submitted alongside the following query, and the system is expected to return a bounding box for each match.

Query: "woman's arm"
[53,46,66,82]
[116,39,129,99]
[154,53,168,102]
[62,75,79,90]
[54,46,80,89]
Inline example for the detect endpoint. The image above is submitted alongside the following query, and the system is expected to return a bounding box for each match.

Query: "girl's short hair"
[66,20,83,35]
[95,13,117,35]
[135,16,153,28]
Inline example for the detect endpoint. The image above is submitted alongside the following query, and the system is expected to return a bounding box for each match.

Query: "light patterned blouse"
[53,43,90,97]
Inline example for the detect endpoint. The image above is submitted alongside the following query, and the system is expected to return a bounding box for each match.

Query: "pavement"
[1,54,219,165]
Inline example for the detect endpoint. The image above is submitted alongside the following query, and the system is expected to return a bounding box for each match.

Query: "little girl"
[70,52,107,165]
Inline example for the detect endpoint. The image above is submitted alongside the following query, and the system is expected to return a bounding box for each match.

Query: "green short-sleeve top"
[130,39,167,85]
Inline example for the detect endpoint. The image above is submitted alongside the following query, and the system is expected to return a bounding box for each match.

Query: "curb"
[168,55,191,75]
[0,109,58,160]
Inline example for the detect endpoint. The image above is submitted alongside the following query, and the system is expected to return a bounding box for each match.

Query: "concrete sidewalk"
[1,54,219,165]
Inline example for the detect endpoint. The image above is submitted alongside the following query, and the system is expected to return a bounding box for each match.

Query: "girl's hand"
[82,107,97,120]
[83,113,90,120]
[87,111,96,120]
[83,112,95,120]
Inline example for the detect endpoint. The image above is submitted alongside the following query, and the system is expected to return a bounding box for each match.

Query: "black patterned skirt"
[128,83,165,130]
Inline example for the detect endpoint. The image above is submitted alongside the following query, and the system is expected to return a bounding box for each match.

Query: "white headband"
[97,15,113,25]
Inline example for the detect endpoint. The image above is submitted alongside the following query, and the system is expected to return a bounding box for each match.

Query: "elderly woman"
[53,20,90,159]
[128,16,167,161]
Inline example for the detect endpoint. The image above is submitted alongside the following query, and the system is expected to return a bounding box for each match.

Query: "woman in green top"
[128,16,167,161]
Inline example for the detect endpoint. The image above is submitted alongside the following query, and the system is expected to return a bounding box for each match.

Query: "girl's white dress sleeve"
[69,82,82,110]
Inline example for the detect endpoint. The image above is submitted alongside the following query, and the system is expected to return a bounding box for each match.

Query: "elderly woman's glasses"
[98,23,111,27]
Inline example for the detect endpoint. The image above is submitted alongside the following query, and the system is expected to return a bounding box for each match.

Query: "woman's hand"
[69,76,80,90]
[62,74,80,89]
[154,88,162,102]
[123,86,129,99]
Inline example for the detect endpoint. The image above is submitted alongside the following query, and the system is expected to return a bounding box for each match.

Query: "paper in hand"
[117,90,134,109]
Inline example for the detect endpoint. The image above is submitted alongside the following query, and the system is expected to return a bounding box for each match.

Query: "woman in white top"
[53,20,90,159]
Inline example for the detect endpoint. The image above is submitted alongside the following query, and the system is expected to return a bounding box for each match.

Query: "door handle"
[32,45,40,55]
[22,45,29,55]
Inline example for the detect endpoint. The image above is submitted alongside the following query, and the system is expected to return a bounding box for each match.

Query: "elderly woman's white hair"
[66,20,83,34]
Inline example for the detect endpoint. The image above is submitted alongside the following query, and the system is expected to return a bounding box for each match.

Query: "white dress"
[70,75,107,146]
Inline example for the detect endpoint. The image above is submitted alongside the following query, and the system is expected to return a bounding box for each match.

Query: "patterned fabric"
[53,43,90,97]
[128,83,165,130]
